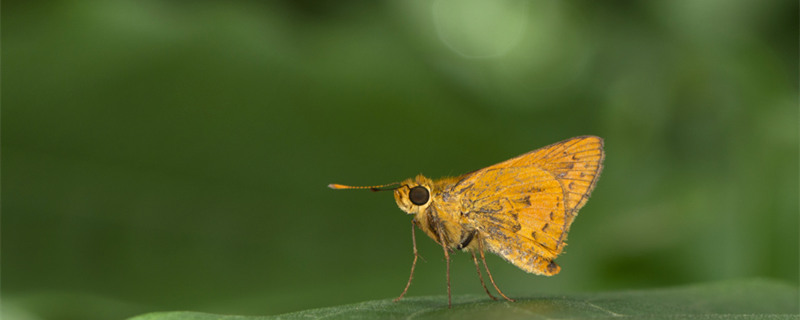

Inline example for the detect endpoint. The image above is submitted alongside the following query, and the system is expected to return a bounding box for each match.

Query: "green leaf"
[128,279,798,320]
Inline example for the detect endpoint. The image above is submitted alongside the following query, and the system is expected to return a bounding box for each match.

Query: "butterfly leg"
[394,221,419,302]
[471,251,498,300]
[478,240,516,302]
[433,223,452,308]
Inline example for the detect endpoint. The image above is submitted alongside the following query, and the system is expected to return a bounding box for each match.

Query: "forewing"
[452,136,605,275]
[523,135,605,221]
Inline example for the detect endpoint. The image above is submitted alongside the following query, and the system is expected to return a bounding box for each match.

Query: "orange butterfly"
[330,136,605,307]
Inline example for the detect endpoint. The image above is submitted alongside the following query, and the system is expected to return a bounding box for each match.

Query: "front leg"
[394,220,419,302]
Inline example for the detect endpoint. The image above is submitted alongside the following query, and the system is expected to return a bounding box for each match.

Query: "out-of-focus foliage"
[2,1,797,320]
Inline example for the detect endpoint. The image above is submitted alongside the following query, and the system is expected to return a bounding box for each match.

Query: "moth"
[330,136,605,307]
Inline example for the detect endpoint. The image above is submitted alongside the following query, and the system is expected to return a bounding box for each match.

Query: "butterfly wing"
[452,136,605,275]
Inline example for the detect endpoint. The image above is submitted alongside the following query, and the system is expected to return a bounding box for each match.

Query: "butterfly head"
[394,174,434,215]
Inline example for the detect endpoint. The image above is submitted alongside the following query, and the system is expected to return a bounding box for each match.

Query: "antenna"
[328,182,401,192]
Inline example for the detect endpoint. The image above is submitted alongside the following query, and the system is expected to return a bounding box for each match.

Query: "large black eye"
[408,186,430,205]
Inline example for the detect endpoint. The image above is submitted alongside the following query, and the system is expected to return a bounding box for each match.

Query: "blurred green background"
[3,1,798,319]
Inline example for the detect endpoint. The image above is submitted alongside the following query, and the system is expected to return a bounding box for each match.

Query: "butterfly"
[329,135,605,307]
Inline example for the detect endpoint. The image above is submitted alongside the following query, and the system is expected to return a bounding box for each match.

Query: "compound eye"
[408,186,430,206]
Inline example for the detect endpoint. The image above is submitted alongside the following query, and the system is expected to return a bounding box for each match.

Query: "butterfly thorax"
[394,174,477,251]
